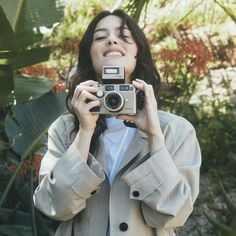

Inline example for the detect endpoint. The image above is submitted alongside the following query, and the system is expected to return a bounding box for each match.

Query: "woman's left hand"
[117,79,165,151]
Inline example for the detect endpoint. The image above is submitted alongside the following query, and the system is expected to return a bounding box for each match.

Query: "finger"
[79,80,99,86]
[144,84,155,100]
[78,90,98,103]
[132,79,144,91]
[72,85,99,104]
[116,114,137,122]
[133,79,155,102]
[73,99,100,114]
[74,85,99,96]
[72,91,97,107]
[86,100,101,111]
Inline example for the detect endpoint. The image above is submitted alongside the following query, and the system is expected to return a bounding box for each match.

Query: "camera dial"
[96,90,104,98]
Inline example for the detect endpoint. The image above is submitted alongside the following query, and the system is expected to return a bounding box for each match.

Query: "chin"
[103,57,125,65]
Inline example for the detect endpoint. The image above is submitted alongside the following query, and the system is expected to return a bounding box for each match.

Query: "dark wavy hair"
[67,9,161,153]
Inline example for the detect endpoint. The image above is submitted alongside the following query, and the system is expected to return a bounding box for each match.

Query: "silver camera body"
[91,66,138,115]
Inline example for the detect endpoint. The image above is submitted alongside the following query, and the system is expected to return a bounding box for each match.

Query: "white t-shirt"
[102,117,136,184]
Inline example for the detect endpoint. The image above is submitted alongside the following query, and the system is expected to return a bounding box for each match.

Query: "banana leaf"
[0,65,14,103]
[5,91,67,156]
[0,207,29,225]
[8,47,51,70]
[0,0,65,106]
[8,73,55,104]
[0,225,31,236]
[0,46,53,105]
[0,5,15,50]
[0,207,52,236]
[0,0,65,49]
[0,91,67,206]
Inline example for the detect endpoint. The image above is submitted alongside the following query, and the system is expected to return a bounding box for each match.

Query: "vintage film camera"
[91,66,143,115]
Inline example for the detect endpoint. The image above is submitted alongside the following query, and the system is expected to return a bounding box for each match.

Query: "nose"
[107,39,118,45]
[107,33,118,45]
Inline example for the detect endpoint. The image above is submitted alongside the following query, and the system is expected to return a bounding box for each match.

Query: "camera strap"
[123,120,137,128]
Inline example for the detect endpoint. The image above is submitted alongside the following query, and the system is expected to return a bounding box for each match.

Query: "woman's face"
[90,15,138,83]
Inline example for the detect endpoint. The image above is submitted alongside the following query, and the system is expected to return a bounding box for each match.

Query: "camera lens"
[104,91,124,112]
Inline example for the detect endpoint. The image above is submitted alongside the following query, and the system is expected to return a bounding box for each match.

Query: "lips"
[103,50,124,57]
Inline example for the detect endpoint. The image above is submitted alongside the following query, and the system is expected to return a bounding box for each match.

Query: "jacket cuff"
[122,146,181,200]
[52,142,105,199]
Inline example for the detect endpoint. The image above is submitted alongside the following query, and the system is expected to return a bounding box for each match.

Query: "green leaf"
[2,72,55,105]
[0,5,15,50]
[204,212,236,235]
[0,51,16,59]
[0,207,57,235]
[0,225,31,236]
[0,92,67,207]
[0,65,14,104]
[0,207,30,225]
[34,210,51,236]
[8,46,51,69]
[13,73,54,103]
[5,91,67,156]
[0,140,8,153]
[0,0,65,48]
[220,183,236,216]
[125,0,150,22]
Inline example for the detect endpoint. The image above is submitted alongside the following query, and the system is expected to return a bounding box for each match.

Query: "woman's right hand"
[71,80,100,132]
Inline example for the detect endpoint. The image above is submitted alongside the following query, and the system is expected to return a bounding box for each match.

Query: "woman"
[33,9,201,236]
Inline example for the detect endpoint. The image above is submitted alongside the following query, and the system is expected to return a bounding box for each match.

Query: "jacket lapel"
[95,130,149,179]
[95,137,109,177]
[116,129,149,174]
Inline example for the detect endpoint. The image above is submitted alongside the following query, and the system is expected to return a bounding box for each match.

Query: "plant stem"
[13,0,25,32]
[30,154,37,236]
[0,127,48,207]
[0,158,24,207]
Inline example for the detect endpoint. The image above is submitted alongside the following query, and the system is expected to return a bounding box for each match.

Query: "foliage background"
[0,0,236,235]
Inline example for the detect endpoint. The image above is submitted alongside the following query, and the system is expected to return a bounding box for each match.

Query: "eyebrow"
[94,26,129,34]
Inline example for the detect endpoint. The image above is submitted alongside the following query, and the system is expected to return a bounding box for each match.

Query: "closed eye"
[95,36,107,41]
[118,33,130,38]
[118,34,134,44]
[123,35,131,38]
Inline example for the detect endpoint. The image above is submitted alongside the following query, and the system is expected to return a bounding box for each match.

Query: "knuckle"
[75,85,82,93]
[75,84,82,90]
[80,90,87,97]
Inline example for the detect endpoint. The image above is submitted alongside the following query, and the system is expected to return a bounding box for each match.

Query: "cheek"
[90,45,103,76]
[90,46,99,65]
[90,45,96,62]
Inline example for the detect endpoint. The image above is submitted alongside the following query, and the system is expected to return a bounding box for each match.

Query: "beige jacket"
[33,110,201,236]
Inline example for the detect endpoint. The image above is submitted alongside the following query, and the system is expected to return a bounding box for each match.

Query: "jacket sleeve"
[122,117,201,228]
[33,116,105,221]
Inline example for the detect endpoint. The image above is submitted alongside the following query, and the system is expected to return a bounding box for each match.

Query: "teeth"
[104,51,123,57]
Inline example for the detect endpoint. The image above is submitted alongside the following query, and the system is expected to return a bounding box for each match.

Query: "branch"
[214,0,236,24]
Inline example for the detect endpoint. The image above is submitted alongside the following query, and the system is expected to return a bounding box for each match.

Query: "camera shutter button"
[96,90,104,98]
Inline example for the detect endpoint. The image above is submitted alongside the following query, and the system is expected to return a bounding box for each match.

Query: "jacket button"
[132,191,140,197]
[119,222,128,231]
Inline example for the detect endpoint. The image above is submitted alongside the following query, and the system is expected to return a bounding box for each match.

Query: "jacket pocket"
[122,160,163,201]
[129,172,161,200]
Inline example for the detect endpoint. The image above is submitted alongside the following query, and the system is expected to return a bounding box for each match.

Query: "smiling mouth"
[104,51,124,57]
